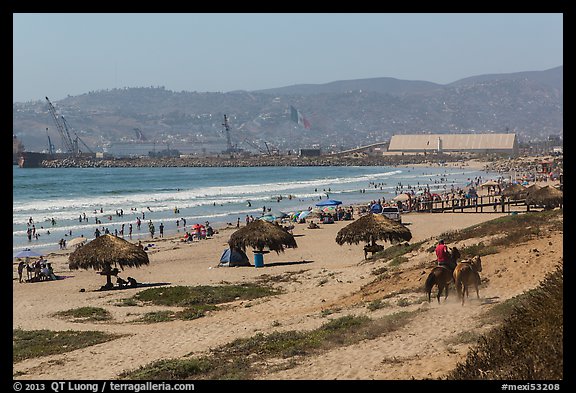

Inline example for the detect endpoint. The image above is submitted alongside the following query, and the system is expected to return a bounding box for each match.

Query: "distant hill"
[12,66,563,154]
[448,66,563,91]
[253,77,442,96]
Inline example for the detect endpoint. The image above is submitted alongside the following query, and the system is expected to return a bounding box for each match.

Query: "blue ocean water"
[13,164,495,256]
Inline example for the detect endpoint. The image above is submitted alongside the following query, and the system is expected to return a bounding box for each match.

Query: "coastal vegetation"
[13,329,124,363]
[447,265,563,379]
[53,306,113,323]
[122,283,280,323]
[120,311,420,380]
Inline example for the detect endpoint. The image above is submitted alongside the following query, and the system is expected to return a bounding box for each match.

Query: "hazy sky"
[13,13,563,103]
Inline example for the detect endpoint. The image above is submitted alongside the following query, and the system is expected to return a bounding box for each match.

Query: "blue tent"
[315,199,342,207]
[370,203,382,213]
[218,248,250,267]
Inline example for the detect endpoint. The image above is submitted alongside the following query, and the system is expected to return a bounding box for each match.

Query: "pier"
[408,195,528,214]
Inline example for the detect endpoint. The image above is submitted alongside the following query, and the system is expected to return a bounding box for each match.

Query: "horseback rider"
[435,239,451,269]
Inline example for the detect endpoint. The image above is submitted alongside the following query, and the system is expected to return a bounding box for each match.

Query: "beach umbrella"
[335,213,412,254]
[480,180,500,188]
[298,210,311,221]
[315,199,342,207]
[67,236,87,248]
[525,186,563,209]
[392,193,410,202]
[68,234,149,289]
[14,249,43,259]
[228,219,298,254]
[258,214,277,222]
[268,210,288,219]
[501,183,525,199]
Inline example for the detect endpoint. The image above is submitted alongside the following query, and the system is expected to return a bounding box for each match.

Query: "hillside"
[12,67,563,154]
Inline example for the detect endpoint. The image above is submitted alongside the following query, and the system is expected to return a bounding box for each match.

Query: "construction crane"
[222,114,233,152]
[242,138,268,155]
[61,116,94,154]
[46,128,55,155]
[46,96,77,154]
[263,141,280,155]
[221,114,242,154]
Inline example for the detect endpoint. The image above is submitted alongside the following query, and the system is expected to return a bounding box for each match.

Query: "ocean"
[12,164,496,257]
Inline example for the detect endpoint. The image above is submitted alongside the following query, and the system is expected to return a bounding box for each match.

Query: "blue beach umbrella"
[15,249,43,259]
[315,199,342,207]
[298,210,311,220]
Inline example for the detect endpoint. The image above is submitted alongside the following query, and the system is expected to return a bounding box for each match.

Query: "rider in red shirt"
[435,239,450,267]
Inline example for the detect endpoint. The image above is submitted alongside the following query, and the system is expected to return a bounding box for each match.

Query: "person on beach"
[18,261,26,283]
[127,277,138,287]
[159,222,164,238]
[435,239,450,268]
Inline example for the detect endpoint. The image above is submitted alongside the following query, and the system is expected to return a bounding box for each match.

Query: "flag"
[290,106,311,129]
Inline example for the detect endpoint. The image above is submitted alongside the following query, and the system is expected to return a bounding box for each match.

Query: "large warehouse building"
[387,133,518,156]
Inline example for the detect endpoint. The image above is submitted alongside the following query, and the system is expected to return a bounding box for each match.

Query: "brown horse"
[424,247,461,303]
[453,255,483,305]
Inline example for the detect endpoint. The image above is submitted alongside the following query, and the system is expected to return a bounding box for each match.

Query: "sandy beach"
[13,178,563,380]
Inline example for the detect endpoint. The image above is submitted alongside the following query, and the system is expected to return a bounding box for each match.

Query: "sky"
[13,13,563,103]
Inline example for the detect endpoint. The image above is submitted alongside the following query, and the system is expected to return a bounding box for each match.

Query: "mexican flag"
[290,106,311,129]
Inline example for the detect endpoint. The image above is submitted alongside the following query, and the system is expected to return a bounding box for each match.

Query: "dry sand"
[12,184,563,380]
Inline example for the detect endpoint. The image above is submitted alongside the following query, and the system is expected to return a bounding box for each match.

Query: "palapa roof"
[68,234,150,271]
[519,184,541,199]
[501,183,526,198]
[480,180,500,188]
[335,213,412,246]
[228,219,298,254]
[525,185,563,207]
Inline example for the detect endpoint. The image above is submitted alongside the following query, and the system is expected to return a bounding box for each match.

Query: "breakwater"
[40,154,464,168]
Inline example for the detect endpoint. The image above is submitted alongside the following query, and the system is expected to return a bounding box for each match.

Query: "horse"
[364,243,384,259]
[424,247,461,303]
[453,255,483,306]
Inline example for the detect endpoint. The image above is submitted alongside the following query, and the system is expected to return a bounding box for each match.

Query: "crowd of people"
[17,257,57,283]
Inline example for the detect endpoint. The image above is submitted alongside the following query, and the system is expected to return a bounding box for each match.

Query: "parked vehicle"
[382,206,402,223]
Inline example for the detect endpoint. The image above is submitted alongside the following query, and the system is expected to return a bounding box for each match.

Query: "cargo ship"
[18,151,52,168]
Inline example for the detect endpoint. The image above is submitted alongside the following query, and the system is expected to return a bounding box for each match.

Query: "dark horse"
[424,247,461,303]
[453,255,482,306]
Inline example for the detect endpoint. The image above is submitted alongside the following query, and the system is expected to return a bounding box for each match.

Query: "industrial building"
[387,133,518,156]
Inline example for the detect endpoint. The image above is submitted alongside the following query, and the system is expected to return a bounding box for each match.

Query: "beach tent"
[218,248,250,267]
[370,203,383,213]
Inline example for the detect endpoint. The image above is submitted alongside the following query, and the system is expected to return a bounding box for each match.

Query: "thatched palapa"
[228,219,297,254]
[68,234,150,288]
[525,185,563,209]
[519,184,541,199]
[501,183,525,199]
[335,213,412,247]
